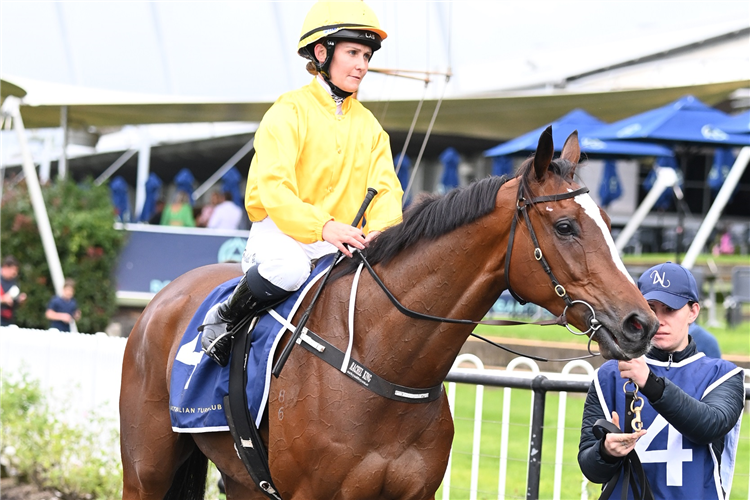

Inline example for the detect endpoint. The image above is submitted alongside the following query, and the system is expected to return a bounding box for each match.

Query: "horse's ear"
[532,126,554,181]
[560,130,581,177]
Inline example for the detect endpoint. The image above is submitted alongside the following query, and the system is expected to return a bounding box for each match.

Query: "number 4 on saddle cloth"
[169,254,336,432]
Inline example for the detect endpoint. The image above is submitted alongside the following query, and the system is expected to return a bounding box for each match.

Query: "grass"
[474,318,750,358]
[438,383,750,500]
[621,253,750,267]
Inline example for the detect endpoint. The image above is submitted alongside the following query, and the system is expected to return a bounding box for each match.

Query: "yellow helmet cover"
[297,0,387,54]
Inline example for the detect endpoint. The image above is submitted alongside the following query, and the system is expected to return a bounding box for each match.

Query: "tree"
[1,178,124,333]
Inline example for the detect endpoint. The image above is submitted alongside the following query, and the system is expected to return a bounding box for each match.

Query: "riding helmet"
[298,0,387,94]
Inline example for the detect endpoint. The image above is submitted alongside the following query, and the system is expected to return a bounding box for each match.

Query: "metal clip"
[624,380,644,432]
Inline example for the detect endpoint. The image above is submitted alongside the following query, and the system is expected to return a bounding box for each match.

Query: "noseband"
[504,186,602,337]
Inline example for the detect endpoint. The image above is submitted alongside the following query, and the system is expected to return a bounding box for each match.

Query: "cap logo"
[364,32,375,40]
[650,270,670,288]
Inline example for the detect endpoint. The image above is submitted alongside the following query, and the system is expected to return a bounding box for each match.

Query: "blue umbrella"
[712,110,750,135]
[484,109,674,158]
[644,156,681,210]
[491,156,513,177]
[174,168,195,205]
[708,148,738,200]
[439,147,460,190]
[589,95,750,146]
[139,173,163,222]
[394,153,412,206]
[109,176,131,222]
[598,160,623,207]
[222,167,244,207]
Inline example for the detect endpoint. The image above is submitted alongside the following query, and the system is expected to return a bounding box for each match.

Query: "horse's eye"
[555,220,575,236]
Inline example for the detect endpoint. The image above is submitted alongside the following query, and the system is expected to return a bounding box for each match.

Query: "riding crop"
[272,187,378,377]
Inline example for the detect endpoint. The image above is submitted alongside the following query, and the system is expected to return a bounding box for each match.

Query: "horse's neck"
[355,210,513,387]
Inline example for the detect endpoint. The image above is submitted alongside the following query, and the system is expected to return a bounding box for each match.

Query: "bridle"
[504,185,603,338]
[354,184,604,362]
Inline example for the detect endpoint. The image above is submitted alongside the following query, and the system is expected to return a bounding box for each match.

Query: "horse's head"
[506,126,657,360]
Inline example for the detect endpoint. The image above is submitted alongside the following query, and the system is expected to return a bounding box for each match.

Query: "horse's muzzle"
[593,311,657,361]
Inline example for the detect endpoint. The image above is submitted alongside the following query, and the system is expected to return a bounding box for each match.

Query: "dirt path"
[0,478,59,500]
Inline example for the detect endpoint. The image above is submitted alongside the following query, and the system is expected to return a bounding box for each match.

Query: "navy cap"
[637,262,699,309]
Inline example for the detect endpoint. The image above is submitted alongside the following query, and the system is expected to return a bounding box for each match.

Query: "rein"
[353,185,602,363]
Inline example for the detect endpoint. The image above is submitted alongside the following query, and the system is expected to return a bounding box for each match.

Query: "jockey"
[201,0,404,366]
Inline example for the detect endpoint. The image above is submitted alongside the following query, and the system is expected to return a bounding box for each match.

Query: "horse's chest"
[270,390,453,499]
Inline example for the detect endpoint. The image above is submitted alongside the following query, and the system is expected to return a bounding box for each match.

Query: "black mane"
[332,175,509,278]
[331,155,578,280]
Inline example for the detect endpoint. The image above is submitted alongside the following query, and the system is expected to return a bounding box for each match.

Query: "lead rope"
[594,381,651,500]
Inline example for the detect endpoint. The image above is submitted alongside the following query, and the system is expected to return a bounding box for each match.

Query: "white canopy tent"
[2,1,749,304]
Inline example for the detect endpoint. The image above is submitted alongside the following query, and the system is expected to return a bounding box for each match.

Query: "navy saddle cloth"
[169,254,334,432]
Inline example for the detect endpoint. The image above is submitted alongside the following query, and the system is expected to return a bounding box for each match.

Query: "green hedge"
[0,370,123,499]
[1,178,124,333]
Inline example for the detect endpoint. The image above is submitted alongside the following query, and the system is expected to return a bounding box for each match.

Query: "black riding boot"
[200,266,289,366]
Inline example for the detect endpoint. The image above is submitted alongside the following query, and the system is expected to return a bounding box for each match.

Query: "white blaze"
[574,192,634,284]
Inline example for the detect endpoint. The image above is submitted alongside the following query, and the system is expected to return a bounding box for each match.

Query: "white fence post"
[498,357,540,500]
[553,360,595,500]
[444,353,485,500]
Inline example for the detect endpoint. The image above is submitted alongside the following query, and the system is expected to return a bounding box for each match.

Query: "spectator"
[160,190,196,227]
[688,322,721,358]
[45,278,81,332]
[712,226,735,256]
[148,197,166,225]
[196,191,221,228]
[207,191,245,230]
[578,262,744,499]
[719,231,735,255]
[1,255,27,326]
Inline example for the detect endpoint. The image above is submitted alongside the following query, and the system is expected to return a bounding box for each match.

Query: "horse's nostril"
[623,313,651,342]
[629,317,643,331]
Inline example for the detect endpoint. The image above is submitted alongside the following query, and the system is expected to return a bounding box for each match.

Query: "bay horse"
[120,128,658,500]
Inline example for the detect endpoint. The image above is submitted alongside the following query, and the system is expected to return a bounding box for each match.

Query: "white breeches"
[241,218,337,292]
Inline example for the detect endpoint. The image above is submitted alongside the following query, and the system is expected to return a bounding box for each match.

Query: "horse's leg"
[192,431,269,500]
[120,384,197,499]
[121,314,199,500]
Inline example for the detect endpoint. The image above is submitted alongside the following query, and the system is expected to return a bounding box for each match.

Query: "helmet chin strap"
[323,76,353,100]
[316,39,353,100]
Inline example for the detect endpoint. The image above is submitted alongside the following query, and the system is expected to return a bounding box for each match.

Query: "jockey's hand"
[322,220,365,258]
[617,356,649,387]
[602,411,646,458]
[364,230,381,247]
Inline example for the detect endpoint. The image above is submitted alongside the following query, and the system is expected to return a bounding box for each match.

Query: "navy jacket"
[578,340,744,498]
